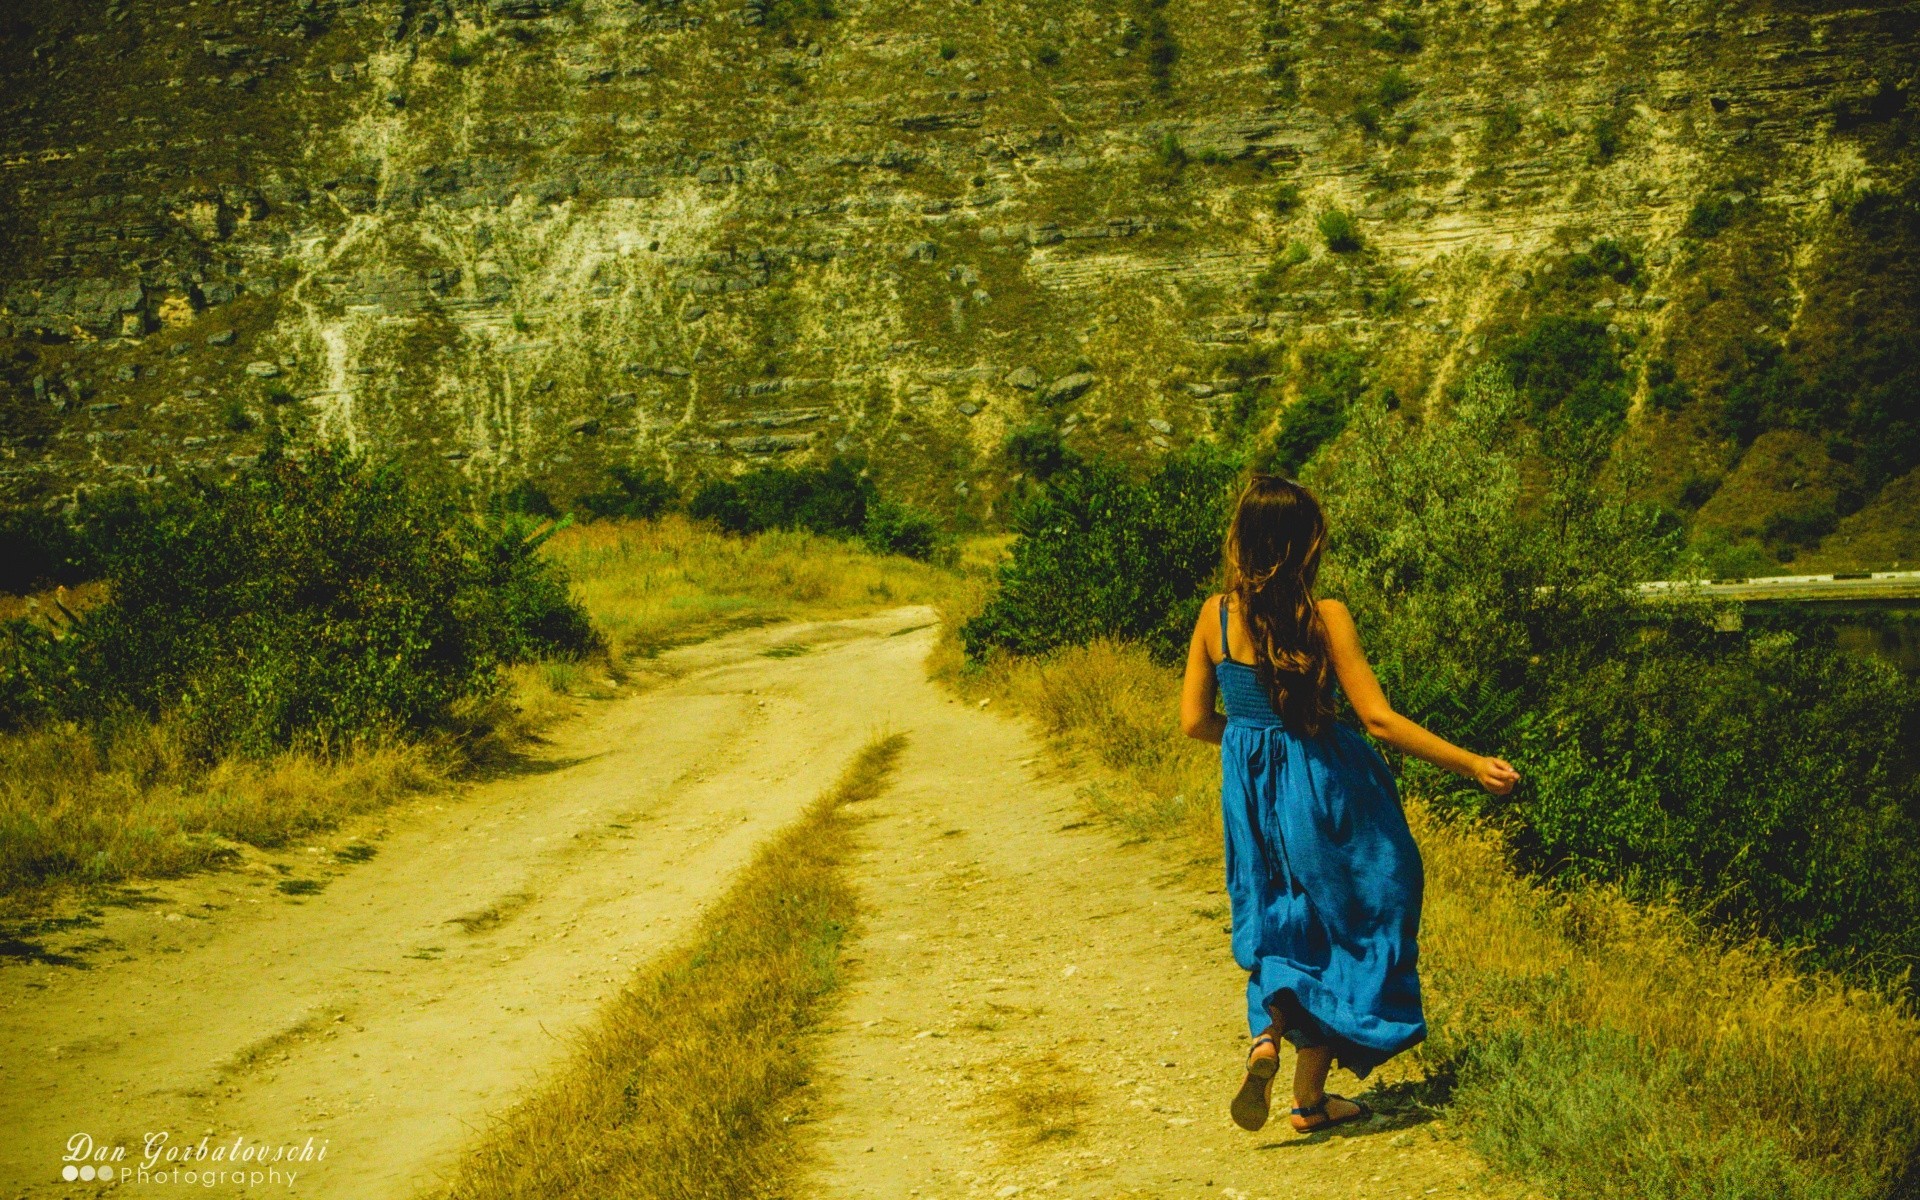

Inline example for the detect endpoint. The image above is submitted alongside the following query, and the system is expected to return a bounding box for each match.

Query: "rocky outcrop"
[0,0,1914,563]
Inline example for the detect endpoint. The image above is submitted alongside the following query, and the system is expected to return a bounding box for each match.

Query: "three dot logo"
[60,1164,117,1182]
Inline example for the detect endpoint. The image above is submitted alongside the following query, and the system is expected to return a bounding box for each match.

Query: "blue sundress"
[1214,597,1426,1078]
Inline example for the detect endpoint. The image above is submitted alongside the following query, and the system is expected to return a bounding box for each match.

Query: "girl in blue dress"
[1179,475,1519,1134]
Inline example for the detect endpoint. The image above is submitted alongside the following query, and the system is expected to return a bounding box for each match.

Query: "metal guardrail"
[1636,571,1920,604]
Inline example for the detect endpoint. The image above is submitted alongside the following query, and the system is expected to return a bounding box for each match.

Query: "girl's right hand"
[1472,756,1521,795]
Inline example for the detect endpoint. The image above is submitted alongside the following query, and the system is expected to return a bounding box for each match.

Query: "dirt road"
[0,612,929,1197]
[798,638,1529,1200]
[2,609,1519,1199]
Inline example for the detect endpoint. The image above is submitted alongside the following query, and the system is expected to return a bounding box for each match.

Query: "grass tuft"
[435,733,907,1200]
[980,1051,1097,1143]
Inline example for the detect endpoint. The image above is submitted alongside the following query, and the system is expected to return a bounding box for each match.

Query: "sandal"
[1230,1033,1280,1132]
[1290,1092,1371,1133]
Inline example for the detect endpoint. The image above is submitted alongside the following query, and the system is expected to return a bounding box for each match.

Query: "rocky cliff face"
[2,0,1915,566]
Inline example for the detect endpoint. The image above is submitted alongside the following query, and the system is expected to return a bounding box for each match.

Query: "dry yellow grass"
[0,516,954,903]
[547,514,962,659]
[434,734,908,1200]
[939,623,1920,1199]
[978,1051,1098,1145]
[0,717,447,904]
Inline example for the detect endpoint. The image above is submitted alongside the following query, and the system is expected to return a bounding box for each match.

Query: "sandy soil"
[2,609,1525,1200]
[0,611,934,1198]
[799,632,1533,1200]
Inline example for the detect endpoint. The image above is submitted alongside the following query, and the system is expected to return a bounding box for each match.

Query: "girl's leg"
[1289,1046,1362,1130]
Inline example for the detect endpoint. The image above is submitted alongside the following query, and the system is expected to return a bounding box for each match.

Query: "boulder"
[1041,372,1095,404]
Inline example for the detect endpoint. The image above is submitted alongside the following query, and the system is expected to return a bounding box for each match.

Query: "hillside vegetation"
[1,0,1915,573]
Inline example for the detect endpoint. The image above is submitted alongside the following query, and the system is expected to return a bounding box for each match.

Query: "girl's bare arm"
[1317,599,1519,795]
[1179,596,1228,745]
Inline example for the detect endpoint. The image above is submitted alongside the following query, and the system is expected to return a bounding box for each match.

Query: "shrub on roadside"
[0,446,596,756]
[1306,367,1920,978]
[960,446,1239,662]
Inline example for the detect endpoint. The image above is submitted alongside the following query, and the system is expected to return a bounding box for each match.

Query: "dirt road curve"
[1,609,1518,1199]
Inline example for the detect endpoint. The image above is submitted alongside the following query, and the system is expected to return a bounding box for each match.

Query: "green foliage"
[937,40,958,60]
[688,458,868,537]
[1483,103,1523,148]
[1717,332,1920,492]
[1371,13,1423,54]
[0,486,188,594]
[1034,44,1061,67]
[578,464,678,521]
[686,459,943,560]
[1261,344,1367,474]
[760,0,836,29]
[1271,182,1302,213]
[1133,0,1176,90]
[1684,193,1739,238]
[961,446,1241,662]
[860,498,946,561]
[221,399,255,433]
[0,507,79,594]
[0,448,597,754]
[1155,132,1188,170]
[1500,314,1628,444]
[1317,208,1362,253]
[1841,181,1920,242]
[1003,424,1080,481]
[1644,358,1693,412]
[501,479,559,518]
[446,39,479,67]
[1564,238,1637,285]
[1590,110,1628,162]
[1373,66,1417,110]
[1307,369,1920,980]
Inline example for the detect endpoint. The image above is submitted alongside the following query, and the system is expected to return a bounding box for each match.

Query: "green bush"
[1,447,596,754]
[1003,424,1080,481]
[1644,358,1693,412]
[1564,238,1637,285]
[1684,194,1738,238]
[1482,103,1523,148]
[1318,208,1362,252]
[1590,111,1628,162]
[1500,314,1628,445]
[0,507,84,594]
[1372,13,1423,54]
[861,499,945,561]
[688,458,870,538]
[1261,344,1366,473]
[578,464,678,521]
[1306,368,1920,979]
[686,458,943,560]
[1373,66,1417,110]
[0,486,188,594]
[1716,332,1920,492]
[961,446,1239,662]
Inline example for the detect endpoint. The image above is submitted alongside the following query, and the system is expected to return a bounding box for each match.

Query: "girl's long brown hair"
[1223,474,1335,736]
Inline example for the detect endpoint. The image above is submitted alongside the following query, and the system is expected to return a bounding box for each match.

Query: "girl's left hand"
[1471,756,1521,795]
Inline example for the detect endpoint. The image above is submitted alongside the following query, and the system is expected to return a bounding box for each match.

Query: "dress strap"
[1218,593,1230,658]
